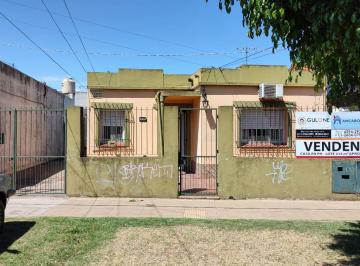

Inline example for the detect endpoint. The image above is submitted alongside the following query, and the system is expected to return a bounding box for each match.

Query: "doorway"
[178,107,217,195]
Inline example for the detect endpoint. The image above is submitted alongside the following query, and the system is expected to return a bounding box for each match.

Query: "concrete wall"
[66,106,178,197]
[0,62,64,109]
[218,106,333,199]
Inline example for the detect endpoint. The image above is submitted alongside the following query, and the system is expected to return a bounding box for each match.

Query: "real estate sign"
[296,139,360,158]
[295,112,360,158]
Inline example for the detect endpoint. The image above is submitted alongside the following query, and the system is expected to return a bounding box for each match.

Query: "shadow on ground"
[0,221,35,255]
[328,221,360,265]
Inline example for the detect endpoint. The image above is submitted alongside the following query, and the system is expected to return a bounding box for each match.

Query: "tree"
[210,0,360,109]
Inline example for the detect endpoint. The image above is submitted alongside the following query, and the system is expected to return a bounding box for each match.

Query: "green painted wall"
[192,65,316,87]
[88,65,316,90]
[218,106,333,200]
[66,106,178,197]
[88,69,191,89]
[67,105,354,199]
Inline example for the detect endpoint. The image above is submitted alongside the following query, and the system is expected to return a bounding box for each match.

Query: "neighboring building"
[0,61,67,109]
[74,91,88,108]
[0,61,67,190]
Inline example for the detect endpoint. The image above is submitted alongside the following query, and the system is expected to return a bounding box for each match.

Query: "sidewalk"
[6,196,360,221]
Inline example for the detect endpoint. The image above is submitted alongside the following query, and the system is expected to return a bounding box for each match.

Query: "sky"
[0,0,290,91]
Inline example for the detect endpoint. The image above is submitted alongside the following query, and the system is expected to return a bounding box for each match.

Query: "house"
[66,64,360,200]
[85,65,323,158]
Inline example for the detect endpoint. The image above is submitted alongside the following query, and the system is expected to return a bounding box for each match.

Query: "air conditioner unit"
[258,83,283,99]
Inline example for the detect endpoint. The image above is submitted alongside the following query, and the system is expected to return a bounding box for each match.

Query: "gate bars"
[178,108,218,196]
[0,108,66,194]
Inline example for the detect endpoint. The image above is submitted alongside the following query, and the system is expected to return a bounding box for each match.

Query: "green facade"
[66,106,178,197]
[66,106,359,199]
[88,65,316,90]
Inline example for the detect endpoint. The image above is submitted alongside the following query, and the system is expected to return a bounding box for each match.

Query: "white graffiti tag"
[265,161,289,184]
[95,161,173,184]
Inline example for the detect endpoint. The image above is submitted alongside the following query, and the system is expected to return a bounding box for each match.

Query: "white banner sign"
[331,129,360,139]
[295,112,331,130]
[332,112,360,130]
[296,140,360,158]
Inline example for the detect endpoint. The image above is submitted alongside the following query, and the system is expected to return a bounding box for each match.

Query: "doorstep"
[178,195,220,200]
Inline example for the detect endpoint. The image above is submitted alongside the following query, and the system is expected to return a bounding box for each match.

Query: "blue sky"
[0,0,290,90]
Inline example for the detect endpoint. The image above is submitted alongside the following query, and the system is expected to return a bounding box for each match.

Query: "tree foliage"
[211,0,360,108]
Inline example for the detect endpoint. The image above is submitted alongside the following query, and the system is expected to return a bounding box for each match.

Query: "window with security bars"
[238,108,287,146]
[99,110,125,145]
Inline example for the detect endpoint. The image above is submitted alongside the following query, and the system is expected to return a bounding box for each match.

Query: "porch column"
[218,106,233,197]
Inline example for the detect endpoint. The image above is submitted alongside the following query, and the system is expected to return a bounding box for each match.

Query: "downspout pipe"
[155,91,165,156]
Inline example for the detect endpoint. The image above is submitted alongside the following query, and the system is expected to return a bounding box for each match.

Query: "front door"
[178,108,217,195]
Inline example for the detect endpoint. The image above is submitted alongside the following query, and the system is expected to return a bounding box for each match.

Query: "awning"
[91,102,133,110]
[233,101,296,109]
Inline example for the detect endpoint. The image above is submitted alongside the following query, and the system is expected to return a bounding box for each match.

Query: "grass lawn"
[1,217,360,265]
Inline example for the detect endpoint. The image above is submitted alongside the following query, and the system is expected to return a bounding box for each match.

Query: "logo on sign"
[331,112,360,130]
[333,115,341,125]
[297,117,330,124]
[298,117,306,126]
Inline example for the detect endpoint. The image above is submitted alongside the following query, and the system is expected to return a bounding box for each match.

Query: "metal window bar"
[234,105,327,158]
[86,107,158,157]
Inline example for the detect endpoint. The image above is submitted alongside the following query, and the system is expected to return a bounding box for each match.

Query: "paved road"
[5,196,360,220]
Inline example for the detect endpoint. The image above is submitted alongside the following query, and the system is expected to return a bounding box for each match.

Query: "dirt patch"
[91,226,343,265]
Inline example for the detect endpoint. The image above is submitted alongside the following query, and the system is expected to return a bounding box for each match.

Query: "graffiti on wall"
[265,160,290,184]
[94,161,173,185]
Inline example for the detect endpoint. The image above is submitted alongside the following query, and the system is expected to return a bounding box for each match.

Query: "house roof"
[87,65,316,90]
[88,69,191,90]
[191,65,315,87]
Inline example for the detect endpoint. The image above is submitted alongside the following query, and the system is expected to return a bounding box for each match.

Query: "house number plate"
[139,117,147,122]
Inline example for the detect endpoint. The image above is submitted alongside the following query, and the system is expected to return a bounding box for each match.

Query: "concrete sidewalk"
[5,196,360,221]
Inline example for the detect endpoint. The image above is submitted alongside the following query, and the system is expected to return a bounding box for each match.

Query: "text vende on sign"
[296,140,360,157]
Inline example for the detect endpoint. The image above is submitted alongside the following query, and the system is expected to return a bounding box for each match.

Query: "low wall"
[218,106,333,200]
[66,106,178,197]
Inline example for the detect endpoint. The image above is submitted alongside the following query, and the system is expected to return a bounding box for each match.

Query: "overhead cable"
[62,0,99,84]
[40,0,88,73]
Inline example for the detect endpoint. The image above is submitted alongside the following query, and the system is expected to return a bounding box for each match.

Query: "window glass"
[99,110,125,144]
[239,108,286,146]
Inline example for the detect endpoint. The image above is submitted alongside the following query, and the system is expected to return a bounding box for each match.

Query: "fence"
[0,108,65,194]
[233,105,327,158]
[85,107,158,157]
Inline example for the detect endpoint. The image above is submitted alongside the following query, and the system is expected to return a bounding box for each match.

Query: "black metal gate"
[178,108,217,195]
[0,108,66,194]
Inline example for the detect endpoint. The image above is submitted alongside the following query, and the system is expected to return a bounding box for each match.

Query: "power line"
[40,0,88,74]
[2,0,224,57]
[248,49,286,62]
[0,16,204,67]
[0,41,245,57]
[62,0,99,85]
[237,47,258,64]
[220,47,287,68]
[0,11,72,77]
[220,47,274,68]
[0,11,85,88]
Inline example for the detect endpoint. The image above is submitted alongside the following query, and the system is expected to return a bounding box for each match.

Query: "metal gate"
[178,108,217,195]
[0,108,66,194]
